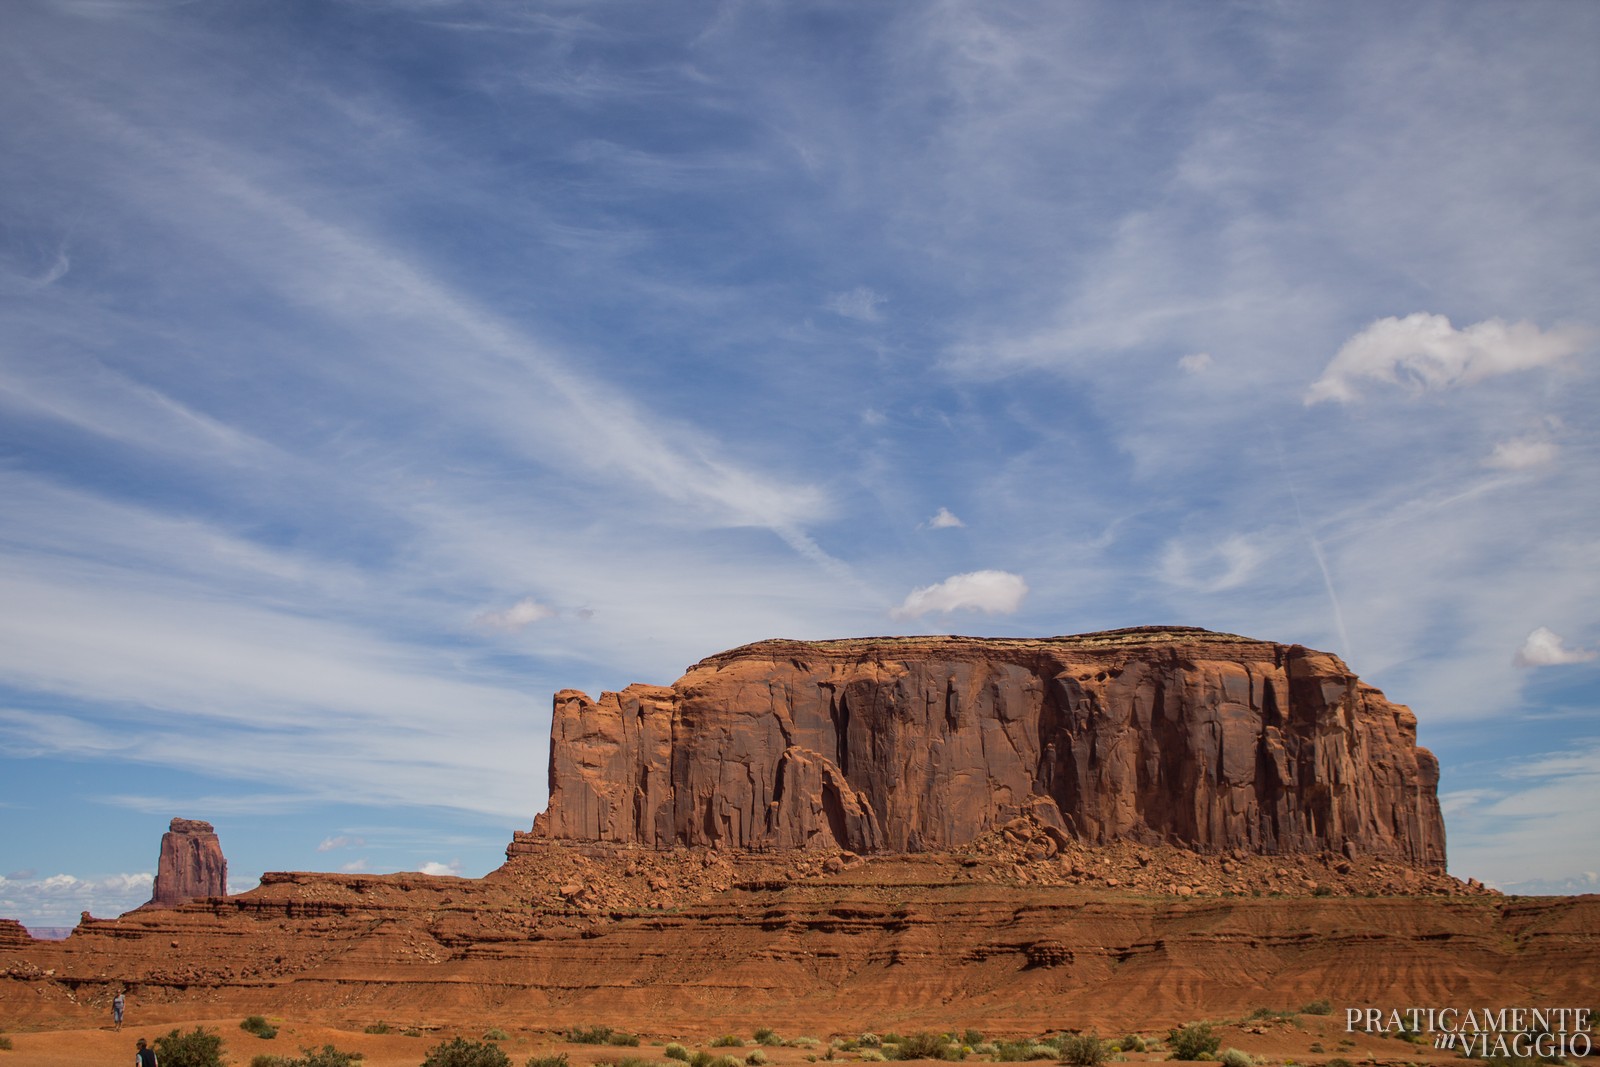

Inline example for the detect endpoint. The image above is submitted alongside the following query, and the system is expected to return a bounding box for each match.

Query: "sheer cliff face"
[529,628,1446,869]
[148,818,228,908]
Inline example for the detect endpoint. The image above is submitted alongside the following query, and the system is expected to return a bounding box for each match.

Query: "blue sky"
[2,0,1597,929]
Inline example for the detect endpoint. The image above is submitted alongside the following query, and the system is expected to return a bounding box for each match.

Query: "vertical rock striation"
[523,627,1447,869]
[148,818,228,907]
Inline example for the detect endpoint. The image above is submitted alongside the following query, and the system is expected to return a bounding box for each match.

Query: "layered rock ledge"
[524,627,1446,869]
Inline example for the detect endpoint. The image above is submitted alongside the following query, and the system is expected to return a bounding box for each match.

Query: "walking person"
[112,989,125,1031]
[135,1037,158,1067]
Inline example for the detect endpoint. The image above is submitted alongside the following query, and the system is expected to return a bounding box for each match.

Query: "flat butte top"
[689,625,1310,673]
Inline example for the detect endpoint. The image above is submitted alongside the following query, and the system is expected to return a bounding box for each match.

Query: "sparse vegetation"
[363,1023,390,1035]
[251,1046,364,1067]
[241,1016,279,1040]
[1300,1000,1333,1016]
[485,1030,511,1042]
[154,1027,227,1067]
[666,1044,691,1061]
[422,1037,511,1067]
[0,1035,12,1052]
[962,1032,984,1048]
[1166,1024,1220,1062]
[567,1027,639,1047]
[1327,1059,1353,1067]
[1217,1049,1253,1067]
[1057,1035,1106,1067]
[887,1033,958,1061]
[527,1055,570,1067]
[859,1053,886,1063]
[756,1029,783,1046]
[713,1036,747,1048]
[990,1040,1056,1062]
[789,1038,823,1049]
[711,1056,743,1067]
[1121,1036,1147,1054]
[858,1035,882,1049]
[747,1051,769,1066]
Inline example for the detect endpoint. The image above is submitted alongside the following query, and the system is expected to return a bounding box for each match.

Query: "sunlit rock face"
[526,627,1446,870]
[148,818,228,908]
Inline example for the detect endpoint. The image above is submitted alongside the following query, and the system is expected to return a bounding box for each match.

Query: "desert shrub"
[1327,1059,1353,1067]
[155,1027,227,1067]
[1308,1045,1325,1054]
[242,1016,279,1040]
[257,1052,356,1067]
[0,1035,13,1051]
[711,1056,743,1067]
[570,1027,617,1045]
[748,1052,769,1066]
[990,1041,1056,1062]
[756,1029,782,1047]
[857,1034,882,1049]
[609,1034,642,1048]
[609,1058,656,1067]
[859,1053,886,1063]
[889,1033,956,1061]
[485,1029,510,1041]
[422,1037,511,1067]
[883,1035,905,1046]
[1299,1000,1333,1016]
[527,1056,570,1067]
[1166,1025,1219,1062]
[714,1036,746,1048]
[790,1038,823,1049]
[690,1052,716,1067]
[364,1023,391,1035]
[1058,1035,1106,1067]
[1217,1050,1253,1067]
[962,1032,984,1048]
[1121,1036,1147,1053]
[1244,1009,1293,1023]
[666,1044,691,1061]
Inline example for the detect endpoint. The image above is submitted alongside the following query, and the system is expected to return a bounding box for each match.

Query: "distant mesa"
[522,627,1446,868]
[147,817,228,908]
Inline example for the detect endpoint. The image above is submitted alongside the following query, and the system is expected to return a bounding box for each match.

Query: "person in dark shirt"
[135,1037,158,1067]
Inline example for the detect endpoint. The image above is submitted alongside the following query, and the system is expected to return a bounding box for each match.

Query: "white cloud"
[418,860,461,877]
[925,507,964,529]
[339,858,369,873]
[889,569,1027,620]
[1484,435,1559,470]
[1158,534,1263,594]
[1178,352,1213,374]
[316,834,365,852]
[824,286,887,323]
[1306,314,1591,404]
[0,870,153,926]
[472,596,556,631]
[1514,626,1597,668]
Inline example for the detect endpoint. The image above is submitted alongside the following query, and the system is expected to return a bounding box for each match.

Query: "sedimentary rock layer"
[527,627,1446,868]
[148,817,228,908]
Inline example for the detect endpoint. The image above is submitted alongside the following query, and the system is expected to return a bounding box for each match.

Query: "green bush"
[1217,1050,1253,1067]
[485,1030,510,1042]
[859,1053,886,1063]
[789,1038,822,1049]
[252,1057,294,1067]
[609,1034,642,1048]
[364,1023,391,1035]
[888,1033,955,1061]
[155,1027,227,1067]
[755,1029,782,1047]
[1299,1000,1333,1016]
[990,1041,1056,1062]
[690,1052,716,1067]
[527,1056,570,1067]
[292,1047,364,1067]
[422,1037,511,1067]
[0,1035,12,1052]
[570,1027,617,1046]
[666,1045,691,1062]
[711,1057,743,1067]
[1166,1025,1220,1062]
[713,1037,746,1048]
[747,1052,769,1066]
[1327,1059,1353,1067]
[858,1035,882,1049]
[1121,1036,1147,1053]
[242,1016,279,1040]
[1058,1035,1106,1067]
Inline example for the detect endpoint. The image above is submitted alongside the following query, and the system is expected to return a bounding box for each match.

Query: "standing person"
[112,989,125,1031]
[134,1037,158,1067]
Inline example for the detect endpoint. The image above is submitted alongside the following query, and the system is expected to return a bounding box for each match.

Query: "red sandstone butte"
[147,817,228,907]
[526,627,1446,868]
